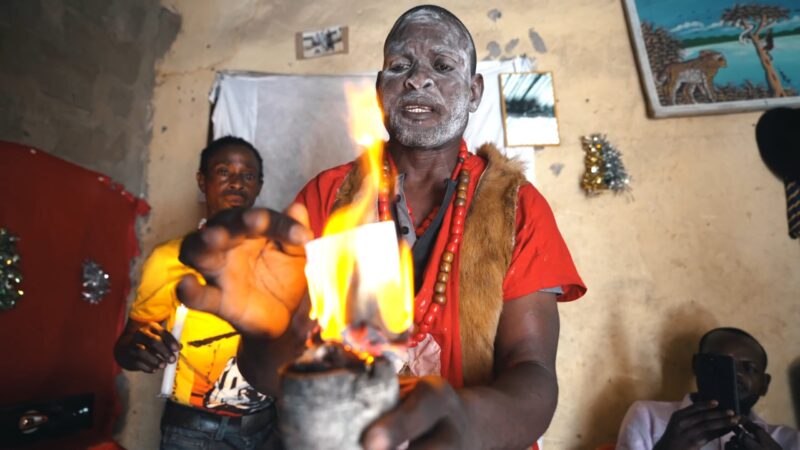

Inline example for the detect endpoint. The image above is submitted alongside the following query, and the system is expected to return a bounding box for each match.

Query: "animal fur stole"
[332,143,525,386]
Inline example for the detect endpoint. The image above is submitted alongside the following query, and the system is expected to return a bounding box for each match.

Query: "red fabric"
[504,183,586,302]
[293,153,585,387]
[0,141,148,449]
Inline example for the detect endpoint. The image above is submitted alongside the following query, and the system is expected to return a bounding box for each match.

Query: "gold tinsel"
[580,134,630,195]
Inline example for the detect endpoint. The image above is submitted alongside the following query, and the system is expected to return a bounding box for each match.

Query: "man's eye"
[389,62,410,72]
[244,173,256,181]
[216,168,229,176]
[435,62,453,72]
[739,362,757,373]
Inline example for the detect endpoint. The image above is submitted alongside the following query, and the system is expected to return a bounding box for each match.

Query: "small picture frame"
[623,0,800,118]
[499,71,560,147]
[295,26,349,60]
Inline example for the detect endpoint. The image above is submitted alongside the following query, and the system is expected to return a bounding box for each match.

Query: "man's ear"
[196,172,207,194]
[469,73,484,113]
[691,354,700,376]
[375,71,384,108]
[761,372,772,396]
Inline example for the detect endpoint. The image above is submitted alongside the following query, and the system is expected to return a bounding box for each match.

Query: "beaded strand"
[377,142,472,347]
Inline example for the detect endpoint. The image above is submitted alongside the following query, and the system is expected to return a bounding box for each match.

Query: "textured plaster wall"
[0,3,179,447]
[133,0,800,449]
[0,0,179,195]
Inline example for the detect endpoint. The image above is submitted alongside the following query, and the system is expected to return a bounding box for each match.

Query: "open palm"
[177,206,312,338]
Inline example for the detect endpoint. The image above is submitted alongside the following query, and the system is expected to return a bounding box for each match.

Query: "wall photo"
[624,0,800,117]
[295,25,349,60]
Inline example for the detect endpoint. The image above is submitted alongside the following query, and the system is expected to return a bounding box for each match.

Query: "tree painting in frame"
[499,71,560,147]
[623,0,800,117]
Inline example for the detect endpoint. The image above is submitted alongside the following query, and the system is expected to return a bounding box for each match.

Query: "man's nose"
[404,65,434,90]
[227,172,245,188]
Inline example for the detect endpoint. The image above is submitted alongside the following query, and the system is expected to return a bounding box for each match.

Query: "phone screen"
[694,353,740,416]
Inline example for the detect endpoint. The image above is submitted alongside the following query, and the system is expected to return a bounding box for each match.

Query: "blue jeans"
[159,403,279,450]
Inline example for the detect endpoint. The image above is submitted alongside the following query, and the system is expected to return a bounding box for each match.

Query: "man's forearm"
[237,300,313,395]
[460,360,558,449]
[238,331,307,395]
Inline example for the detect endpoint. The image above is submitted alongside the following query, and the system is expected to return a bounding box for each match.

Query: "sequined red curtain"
[0,141,149,449]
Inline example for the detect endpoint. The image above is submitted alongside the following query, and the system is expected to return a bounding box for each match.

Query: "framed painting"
[623,0,800,117]
[499,71,560,147]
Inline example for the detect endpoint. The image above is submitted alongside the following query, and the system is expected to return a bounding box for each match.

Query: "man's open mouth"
[404,105,433,113]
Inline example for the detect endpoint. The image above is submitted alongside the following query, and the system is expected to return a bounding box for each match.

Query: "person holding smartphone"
[616,327,800,450]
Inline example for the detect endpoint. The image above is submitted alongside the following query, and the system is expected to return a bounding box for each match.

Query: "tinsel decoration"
[580,133,631,195]
[0,228,23,311]
[82,259,110,305]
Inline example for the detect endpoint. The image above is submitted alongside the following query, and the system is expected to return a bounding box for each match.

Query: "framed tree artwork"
[623,0,800,117]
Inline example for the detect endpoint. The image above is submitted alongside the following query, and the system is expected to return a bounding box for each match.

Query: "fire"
[304,83,414,357]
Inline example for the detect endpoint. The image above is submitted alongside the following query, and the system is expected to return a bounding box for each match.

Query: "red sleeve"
[291,162,354,238]
[502,183,586,302]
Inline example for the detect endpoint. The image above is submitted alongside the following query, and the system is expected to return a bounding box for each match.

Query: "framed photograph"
[499,71,560,147]
[623,0,800,118]
[295,26,349,60]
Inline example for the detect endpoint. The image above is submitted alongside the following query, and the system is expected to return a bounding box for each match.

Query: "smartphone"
[694,353,740,416]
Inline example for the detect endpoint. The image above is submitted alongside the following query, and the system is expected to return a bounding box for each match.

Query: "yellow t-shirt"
[129,238,271,415]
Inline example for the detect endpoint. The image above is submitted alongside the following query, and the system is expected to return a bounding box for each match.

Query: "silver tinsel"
[580,133,631,195]
[0,228,23,312]
[82,259,110,305]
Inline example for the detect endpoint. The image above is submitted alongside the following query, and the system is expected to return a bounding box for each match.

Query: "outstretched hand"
[177,204,313,339]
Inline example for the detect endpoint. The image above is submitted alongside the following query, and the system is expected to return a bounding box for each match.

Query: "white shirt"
[616,395,800,450]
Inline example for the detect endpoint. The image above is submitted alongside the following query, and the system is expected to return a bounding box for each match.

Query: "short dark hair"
[699,327,768,369]
[384,5,477,76]
[199,136,263,183]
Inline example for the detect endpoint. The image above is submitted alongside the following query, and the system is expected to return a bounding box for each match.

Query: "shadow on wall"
[580,302,717,449]
[790,357,800,429]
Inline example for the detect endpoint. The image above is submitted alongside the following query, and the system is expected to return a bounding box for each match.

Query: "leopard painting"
[656,50,728,105]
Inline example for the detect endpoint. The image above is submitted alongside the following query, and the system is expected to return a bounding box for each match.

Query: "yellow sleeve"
[128,238,198,323]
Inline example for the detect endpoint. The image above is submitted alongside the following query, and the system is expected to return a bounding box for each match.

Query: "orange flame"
[305,84,414,354]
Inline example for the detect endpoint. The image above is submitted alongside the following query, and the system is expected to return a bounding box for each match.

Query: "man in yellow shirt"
[114,136,276,449]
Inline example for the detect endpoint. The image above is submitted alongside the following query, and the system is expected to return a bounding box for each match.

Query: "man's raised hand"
[177,204,312,338]
[654,401,740,450]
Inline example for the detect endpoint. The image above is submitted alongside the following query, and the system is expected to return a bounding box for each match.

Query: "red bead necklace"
[378,141,472,347]
[414,206,439,236]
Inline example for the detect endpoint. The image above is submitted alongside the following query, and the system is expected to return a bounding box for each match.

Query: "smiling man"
[176,6,585,449]
[114,136,279,450]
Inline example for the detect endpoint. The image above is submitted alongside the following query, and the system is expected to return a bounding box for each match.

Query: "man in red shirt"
[177,5,585,448]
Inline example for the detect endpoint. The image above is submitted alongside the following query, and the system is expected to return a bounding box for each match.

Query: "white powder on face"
[401,9,447,26]
[381,10,476,148]
[388,88,471,148]
[388,12,473,74]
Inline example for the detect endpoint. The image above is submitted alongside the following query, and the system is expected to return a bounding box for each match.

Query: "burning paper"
[303,84,414,361]
[305,220,413,362]
[278,85,413,449]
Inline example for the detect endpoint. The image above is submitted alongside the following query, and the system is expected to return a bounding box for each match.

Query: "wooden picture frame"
[623,0,800,118]
[499,71,561,147]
